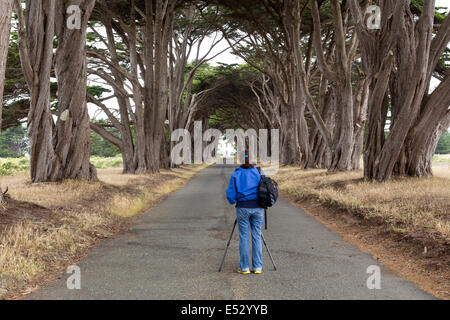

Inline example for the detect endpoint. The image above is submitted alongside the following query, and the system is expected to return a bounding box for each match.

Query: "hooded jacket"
[226,166,262,208]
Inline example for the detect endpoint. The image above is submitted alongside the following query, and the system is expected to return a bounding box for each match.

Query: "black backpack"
[256,167,279,209]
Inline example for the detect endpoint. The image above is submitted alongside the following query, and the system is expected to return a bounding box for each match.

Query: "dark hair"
[240,150,254,169]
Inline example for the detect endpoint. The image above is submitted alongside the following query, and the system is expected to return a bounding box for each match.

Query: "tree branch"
[310,0,338,81]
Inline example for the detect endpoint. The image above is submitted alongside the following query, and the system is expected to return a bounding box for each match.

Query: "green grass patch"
[0,157,30,176]
[0,156,124,176]
[90,156,123,169]
[433,154,450,164]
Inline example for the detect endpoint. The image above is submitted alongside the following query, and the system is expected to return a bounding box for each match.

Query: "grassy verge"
[0,156,124,176]
[0,158,30,176]
[433,154,450,164]
[274,166,450,241]
[0,164,208,299]
[90,156,123,169]
[273,165,449,299]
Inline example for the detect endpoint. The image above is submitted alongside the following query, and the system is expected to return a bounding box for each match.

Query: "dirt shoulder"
[274,167,449,300]
[0,165,207,300]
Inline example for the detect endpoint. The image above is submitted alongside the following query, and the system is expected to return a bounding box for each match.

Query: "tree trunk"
[127,2,147,174]
[393,13,450,177]
[394,75,450,176]
[310,0,363,172]
[0,0,13,130]
[104,16,142,174]
[144,0,177,173]
[351,78,370,169]
[50,0,97,181]
[349,0,447,181]
[328,78,355,171]
[295,77,314,169]
[0,0,13,203]
[86,5,147,175]
[311,84,335,169]
[282,102,302,166]
[0,187,5,205]
[372,2,435,181]
[16,0,98,182]
[16,0,58,183]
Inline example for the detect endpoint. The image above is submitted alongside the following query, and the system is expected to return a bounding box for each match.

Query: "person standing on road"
[226,153,264,275]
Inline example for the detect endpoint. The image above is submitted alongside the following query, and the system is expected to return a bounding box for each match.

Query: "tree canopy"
[0,0,449,183]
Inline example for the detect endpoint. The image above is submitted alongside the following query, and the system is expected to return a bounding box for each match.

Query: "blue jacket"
[226,166,262,208]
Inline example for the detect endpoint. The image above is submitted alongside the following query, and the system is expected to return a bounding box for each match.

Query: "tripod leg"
[261,232,277,271]
[264,209,267,230]
[218,219,237,272]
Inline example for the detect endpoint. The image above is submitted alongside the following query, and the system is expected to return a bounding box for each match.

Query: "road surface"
[27,164,434,300]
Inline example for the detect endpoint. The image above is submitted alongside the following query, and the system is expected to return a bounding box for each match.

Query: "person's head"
[241,150,254,169]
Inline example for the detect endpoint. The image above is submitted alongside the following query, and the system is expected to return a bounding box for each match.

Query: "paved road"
[27,164,434,300]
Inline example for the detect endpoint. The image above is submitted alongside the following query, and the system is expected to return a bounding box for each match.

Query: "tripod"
[218,209,277,272]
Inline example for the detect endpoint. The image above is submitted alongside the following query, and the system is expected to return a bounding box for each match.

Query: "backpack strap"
[256,166,264,177]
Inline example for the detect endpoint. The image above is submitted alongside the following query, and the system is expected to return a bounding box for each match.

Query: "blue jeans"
[236,207,264,271]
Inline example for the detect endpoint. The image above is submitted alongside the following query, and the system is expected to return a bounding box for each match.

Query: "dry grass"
[274,167,450,241]
[273,164,450,299]
[434,164,450,179]
[0,164,207,299]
